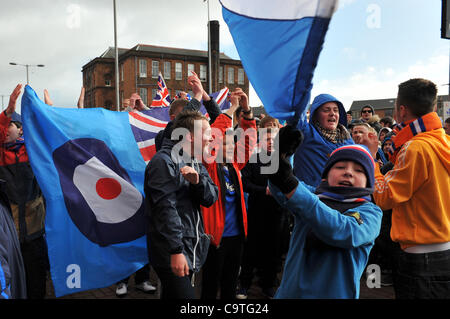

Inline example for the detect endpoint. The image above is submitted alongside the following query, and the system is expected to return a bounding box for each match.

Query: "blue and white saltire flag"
[20,85,164,297]
[220,0,338,123]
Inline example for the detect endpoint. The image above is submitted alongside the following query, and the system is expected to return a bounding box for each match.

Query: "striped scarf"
[4,137,25,153]
[304,181,372,251]
[389,112,443,163]
[313,121,350,144]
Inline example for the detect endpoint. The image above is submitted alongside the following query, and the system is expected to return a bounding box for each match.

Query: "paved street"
[45,267,394,300]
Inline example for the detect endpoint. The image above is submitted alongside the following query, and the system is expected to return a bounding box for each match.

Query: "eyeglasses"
[362,110,373,114]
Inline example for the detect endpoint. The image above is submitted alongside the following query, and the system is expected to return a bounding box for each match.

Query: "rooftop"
[99,44,234,60]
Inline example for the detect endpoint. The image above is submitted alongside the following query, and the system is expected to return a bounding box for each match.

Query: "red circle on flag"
[96,178,122,200]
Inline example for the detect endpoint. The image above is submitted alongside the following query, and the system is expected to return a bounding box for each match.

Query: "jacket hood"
[310,94,347,127]
[414,129,450,175]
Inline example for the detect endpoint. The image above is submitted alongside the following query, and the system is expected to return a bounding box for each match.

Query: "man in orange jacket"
[200,88,257,300]
[362,78,450,299]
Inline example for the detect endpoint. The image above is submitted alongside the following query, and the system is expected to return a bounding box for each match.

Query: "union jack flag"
[128,108,170,164]
[211,87,230,110]
[130,87,231,164]
[150,72,172,107]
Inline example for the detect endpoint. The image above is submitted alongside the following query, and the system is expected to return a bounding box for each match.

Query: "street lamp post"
[9,62,45,85]
[0,94,10,111]
[113,0,120,111]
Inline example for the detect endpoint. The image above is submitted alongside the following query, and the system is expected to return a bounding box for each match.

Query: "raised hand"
[5,84,23,117]
[44,89,53,106]
[77,87,85,109]
[234,87,249,111]
[187,71,203,101]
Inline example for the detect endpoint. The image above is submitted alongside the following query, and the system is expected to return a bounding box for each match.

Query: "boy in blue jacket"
[268,126,382,298]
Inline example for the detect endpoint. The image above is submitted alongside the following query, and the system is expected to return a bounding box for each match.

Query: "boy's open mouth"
[338,180,353,186]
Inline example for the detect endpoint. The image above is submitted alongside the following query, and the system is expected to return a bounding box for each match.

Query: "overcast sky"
[0,0,448,112]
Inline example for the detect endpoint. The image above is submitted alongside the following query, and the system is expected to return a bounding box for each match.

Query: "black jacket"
[145,139,219,272]
[0,180,27,299]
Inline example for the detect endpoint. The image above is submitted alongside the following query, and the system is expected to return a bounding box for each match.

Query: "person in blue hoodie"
[268,126,382,298]
[293,94,353,187]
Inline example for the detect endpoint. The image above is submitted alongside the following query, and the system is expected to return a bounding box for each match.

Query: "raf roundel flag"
[220,0,338,123]
[20,86,162,297]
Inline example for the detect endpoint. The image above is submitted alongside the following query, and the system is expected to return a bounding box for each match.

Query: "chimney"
[209,20,220,93]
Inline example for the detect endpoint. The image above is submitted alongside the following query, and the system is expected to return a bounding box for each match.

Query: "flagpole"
[113,0,120,111]
[207,0,212,94]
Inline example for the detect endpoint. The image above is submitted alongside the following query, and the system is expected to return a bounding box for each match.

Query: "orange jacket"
[373,128,450,249]
[201,113,257,247]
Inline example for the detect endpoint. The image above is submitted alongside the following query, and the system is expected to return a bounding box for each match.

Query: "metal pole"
[113,0,120,111]
[207,0,212,94]
[26,65,29,85]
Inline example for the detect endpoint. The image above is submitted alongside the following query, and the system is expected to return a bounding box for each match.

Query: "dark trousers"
[20,236,49,299]
[201,235,244,299]
[394,248,450,299]
[239,210,289,289]
[118,264,150,285]
[153,267,195,299]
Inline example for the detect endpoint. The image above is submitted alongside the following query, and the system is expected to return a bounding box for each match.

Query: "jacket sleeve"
[145,155,184,254]
[269,180,382,249]
[183,97,221,125]
[0,225,12,299]
[373,141,427,210]
[189,163,219,208]
[183,98,202,112]
[202,97,221,125]
[0,111,11,145]
[241,161,266,194]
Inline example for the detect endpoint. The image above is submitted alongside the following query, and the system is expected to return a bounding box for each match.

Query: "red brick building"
[81,22,249,111]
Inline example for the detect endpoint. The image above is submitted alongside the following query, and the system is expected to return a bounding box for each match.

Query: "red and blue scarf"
[4,137,25,153]
[389,112,442,163]
[304,181,373,251]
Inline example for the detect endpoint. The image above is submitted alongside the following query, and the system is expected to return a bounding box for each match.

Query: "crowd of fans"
[1,74,449,300]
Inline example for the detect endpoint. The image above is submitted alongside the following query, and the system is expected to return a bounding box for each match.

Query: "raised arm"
[43,89,53,106]
[4,84,22,117]
[77,87,85,109]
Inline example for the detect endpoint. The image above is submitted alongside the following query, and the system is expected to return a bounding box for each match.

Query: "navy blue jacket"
[145,139,219,272]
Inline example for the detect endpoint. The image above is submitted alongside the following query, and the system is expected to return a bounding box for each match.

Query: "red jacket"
[0,111,45,242]
[201,113,257,247]
[0,112,29,166]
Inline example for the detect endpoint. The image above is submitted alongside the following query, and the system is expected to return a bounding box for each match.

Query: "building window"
[219,66,223,84]
[187,63,195,76]
[152,89,157,100]
[140,88,148,105]
[164,61,171,79]
[152,60,159,78]
[104,73,112,87]
[105,100,113,110]
[200,65,207,82]
[175,62,183,80]
[227,67,234,84]
[120,64,124,81]
[139,59,147,78]
[238,68,245,85]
